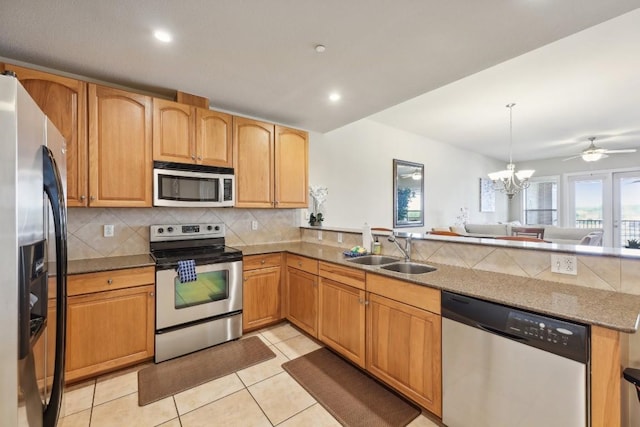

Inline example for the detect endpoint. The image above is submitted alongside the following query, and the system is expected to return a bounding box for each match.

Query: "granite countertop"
[67,254,155,275]
[236,241,640,333]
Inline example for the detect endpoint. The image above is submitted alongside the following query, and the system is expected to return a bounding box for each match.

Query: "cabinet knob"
[197,155,202,160]
[191,154,196,160]
[80,195,86,201]
[298,262,302,267]
[90,195,95,201]
[149,292,154,297]
[107,279,113,285]
[261,260,266,264]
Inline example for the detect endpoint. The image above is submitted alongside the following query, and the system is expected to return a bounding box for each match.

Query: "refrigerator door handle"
[42,146,67,427]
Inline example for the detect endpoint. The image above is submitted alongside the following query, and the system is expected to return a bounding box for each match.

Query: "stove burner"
[150,222,242,269]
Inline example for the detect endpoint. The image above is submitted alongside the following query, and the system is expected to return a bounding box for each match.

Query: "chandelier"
[488,103,534,199]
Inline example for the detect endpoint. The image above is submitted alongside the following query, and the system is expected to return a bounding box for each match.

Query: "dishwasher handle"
[477,323,526,342]
[624,368,640,402]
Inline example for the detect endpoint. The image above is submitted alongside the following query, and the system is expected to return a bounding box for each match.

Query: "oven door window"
[158,174,220,202]
[174,270,229,309]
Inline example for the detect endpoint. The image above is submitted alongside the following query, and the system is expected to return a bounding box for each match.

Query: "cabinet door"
[275,126,308,208]
[366,293,442,416]
[66,285,155,382]
[243,266,282,332]
[318,278,365,367]
[233,117,274,207]
[286,267,318,337]
[153,98,195,163]
[88,84,152,207]
[196,108,233,167]
[6,64,88,207]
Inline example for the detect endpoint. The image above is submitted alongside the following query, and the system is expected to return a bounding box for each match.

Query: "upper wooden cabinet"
[153,98,232,168]
[233,117,308,208]
[275,126,309,208]
[88,84,153,207]
[4,64,88,207]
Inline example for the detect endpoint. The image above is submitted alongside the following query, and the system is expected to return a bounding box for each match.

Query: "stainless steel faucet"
[388,233,412,262]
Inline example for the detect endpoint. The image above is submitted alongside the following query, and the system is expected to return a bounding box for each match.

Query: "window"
[523,177,558,225]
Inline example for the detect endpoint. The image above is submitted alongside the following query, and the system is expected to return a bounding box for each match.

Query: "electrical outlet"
[304,210,310,220]
[318,230,323,241]
[551,254,577,275]
[337,232,343,243]
[251,220,258,231]
[103,224,114,237]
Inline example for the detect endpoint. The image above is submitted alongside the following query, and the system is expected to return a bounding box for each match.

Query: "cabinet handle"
[107,279,113,285]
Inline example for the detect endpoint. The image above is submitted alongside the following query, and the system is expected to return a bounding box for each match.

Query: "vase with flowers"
[309,185,328,226]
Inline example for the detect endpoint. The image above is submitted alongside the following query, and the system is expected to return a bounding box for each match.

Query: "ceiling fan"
[563,137,637,162]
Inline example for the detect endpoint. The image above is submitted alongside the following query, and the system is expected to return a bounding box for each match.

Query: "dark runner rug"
[138,336,275,406]
[282,348,421,427]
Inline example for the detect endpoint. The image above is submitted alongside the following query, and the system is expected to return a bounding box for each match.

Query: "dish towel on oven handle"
[176,260,197,283]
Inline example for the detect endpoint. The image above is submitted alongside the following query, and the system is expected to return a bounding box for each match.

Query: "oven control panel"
[150,223,225,241]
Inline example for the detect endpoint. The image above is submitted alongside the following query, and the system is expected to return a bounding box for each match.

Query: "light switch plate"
[551,254,577,275]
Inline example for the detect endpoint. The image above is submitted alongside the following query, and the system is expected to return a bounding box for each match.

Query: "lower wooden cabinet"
[66,267,155,382]
[243,254,283,332]
[318,262,366,368]
[318,278,366,367]
[366,292,442,416]
[286,267,318,337]
[285,255,319,337]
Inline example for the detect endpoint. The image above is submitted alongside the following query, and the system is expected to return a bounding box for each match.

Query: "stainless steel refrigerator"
[0,72,68,426]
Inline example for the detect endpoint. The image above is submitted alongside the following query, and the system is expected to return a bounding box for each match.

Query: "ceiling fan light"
[582,152,604,162]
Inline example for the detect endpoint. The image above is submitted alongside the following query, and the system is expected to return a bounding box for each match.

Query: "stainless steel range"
[150,223,243,363]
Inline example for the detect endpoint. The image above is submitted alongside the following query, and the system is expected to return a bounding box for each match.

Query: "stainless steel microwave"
[153,162,235,207]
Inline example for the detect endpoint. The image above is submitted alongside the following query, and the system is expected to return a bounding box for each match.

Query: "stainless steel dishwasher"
[442,291,589,427]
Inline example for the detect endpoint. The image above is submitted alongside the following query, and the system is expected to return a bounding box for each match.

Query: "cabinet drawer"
[68,266,155,296]
[286,254,318,275]
[244,253,282,270]
[319,261,365,290]
[366,273,440,314]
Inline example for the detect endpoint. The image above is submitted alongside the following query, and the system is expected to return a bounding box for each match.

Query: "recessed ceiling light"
[329,93,341,102]
[315,45,326,53]
[154,30,172,43]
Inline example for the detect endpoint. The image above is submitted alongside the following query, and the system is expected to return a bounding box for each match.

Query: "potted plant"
[626,239,640,249]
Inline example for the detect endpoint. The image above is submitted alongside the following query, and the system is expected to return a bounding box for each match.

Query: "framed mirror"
[393,159,424,228]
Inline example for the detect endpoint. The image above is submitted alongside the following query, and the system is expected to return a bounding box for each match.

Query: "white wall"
[308,118,509,231]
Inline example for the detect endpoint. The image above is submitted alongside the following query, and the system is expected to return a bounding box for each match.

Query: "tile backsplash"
[67,207,302,260]
[300,228,640,296]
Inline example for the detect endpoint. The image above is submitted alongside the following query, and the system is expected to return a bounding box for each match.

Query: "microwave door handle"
[42,146,68,427]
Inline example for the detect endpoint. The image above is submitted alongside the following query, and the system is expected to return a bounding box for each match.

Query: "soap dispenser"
[362,223,372,253]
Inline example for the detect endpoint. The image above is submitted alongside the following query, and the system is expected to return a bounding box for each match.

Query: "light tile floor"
[57,322,441,427]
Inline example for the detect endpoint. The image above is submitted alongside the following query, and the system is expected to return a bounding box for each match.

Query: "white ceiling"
[1,1,640,161]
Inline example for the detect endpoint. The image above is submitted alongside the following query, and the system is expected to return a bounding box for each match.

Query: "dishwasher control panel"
[506,311,588,362]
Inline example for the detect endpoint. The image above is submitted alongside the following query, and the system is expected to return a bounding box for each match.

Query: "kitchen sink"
[346,255,400,265]
[380,262,437,274]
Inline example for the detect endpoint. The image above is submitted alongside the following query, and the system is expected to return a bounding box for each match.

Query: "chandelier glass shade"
[488,103,534,199]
